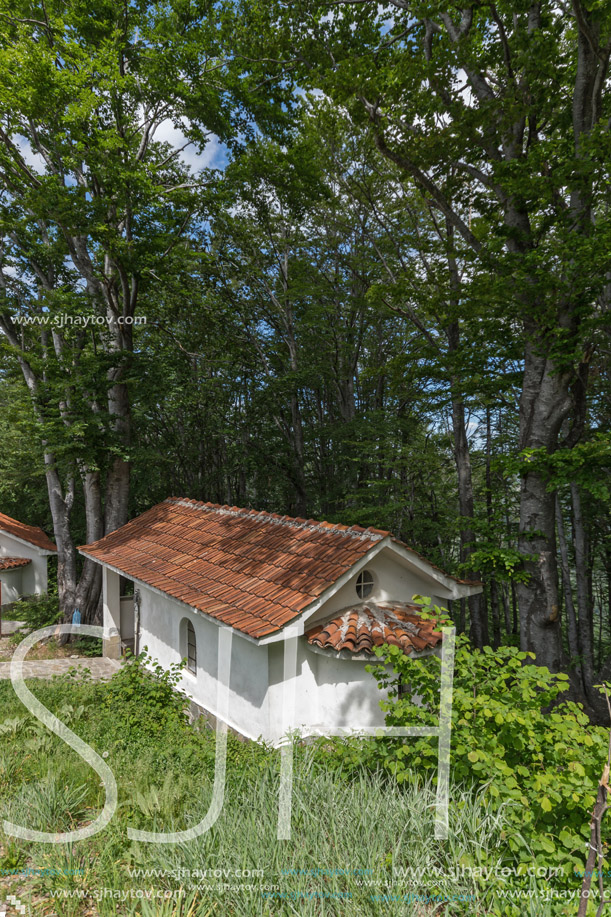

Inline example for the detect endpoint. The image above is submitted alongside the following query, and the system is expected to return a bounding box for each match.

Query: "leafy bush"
[72,636,103,657]
[362,602,610,889]
[102,649,190,740]
[9,593,61,630]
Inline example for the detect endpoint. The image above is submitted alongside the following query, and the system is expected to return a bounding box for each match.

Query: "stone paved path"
[0,619,26,636]
[0,656,121,681]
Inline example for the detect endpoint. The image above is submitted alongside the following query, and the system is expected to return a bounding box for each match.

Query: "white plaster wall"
[265,638,391,744]
[305,546,449,631]
[303,645,389,732]
[135,590,391,746]
[0,568,23,606]
[138,587,271,743]
[0,532,50,598]
[262,545,452,744]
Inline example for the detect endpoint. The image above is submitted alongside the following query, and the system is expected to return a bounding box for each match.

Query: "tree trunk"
[556,492,584,693]
[501,584,512,635]
[485,406,500,647]
[289,391,308,516]
[572,483,593,691]
[450,387,487,647]
[45,459,78,620]
[556,493,580,658]
[515,344,570,671]
[104,340,132,534]
[445,223,487,647]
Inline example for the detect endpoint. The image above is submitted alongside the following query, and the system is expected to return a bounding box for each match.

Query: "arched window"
[181,619,197,675]
[356,569,374,599]
[186,621,197,674]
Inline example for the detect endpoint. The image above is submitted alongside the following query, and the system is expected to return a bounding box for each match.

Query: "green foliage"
[101,649,190,740]
[460,546,532,582]
[9,593,61,630]
[362,617,609,887]
[502,434,611,502]
[6,774,89,834]
[72,637,104,658]
[0,841,26,871]
[0,672,520,916]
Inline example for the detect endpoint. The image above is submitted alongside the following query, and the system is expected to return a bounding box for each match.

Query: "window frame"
[356,569,375,599]
[186,620,197,675]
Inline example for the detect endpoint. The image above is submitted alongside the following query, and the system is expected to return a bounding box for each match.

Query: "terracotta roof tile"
[0,556,32,571]
[0,512,56,553]
[79,498,469,642]
[79,499,386,639]
[306,602,443,657]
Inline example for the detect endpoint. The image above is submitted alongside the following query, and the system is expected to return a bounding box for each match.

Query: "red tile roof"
[306,602,442,655]
[80,499,389,639]
[0,512,57,552]
[0,556,32,571]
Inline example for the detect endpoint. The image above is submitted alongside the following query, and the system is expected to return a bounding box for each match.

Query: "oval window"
[356,569,374,599]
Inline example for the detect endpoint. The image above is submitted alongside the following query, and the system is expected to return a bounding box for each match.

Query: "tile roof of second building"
[0,556,32,571]
[0,512,57,553]
[80,498,389,639]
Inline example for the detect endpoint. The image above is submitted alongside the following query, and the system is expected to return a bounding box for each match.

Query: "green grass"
[0,671,587,916]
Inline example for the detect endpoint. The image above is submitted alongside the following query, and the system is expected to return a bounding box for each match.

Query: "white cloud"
[15,136,46,173]
[454,68,475,107]
[153,119,228,171]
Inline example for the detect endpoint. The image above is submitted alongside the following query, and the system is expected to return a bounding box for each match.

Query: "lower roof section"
[306,602,442,656]
[0,557,32,571]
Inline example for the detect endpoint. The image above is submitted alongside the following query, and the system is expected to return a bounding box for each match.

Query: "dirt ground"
[0,629,85,663]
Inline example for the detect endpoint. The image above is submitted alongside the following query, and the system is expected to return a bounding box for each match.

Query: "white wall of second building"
[0,568,24,606]
[0,532,49,599]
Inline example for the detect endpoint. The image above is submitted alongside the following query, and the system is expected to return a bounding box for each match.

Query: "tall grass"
[4,775,88,834]
[0,676,574,916]
[119,751,514,916]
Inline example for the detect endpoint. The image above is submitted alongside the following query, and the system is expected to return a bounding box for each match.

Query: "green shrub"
[9,593,61,630]
[0,670,574,915]
[361,602,609,889]
[102,649,190,740]
[72,636,103,657]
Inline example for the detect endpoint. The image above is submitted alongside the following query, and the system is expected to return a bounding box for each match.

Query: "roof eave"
[80,530,482,646]
[0,559,33,571]
[386,539,483,599]
[78,549,263,646]
[305,640,440,663]
[0,530,56,555]
[79,537,393,646]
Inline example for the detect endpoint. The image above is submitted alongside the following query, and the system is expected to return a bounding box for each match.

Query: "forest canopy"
[0,0,609,710]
